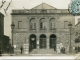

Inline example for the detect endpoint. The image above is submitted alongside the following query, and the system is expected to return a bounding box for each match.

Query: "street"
[0,53,80,60]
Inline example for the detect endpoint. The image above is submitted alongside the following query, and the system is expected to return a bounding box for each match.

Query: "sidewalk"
[1,52,80,56]
[1,53,16,56]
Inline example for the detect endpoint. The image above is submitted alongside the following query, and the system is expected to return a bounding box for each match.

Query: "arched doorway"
[50,34,56,51]
[29,34,36,52]
[40,34,46,49]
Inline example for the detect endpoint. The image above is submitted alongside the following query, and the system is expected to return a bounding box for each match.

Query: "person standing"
[75,46,78,53]
[7,46,9,53]
[63,47,65,54]
[20,46,23,54]
[0,48,2,56]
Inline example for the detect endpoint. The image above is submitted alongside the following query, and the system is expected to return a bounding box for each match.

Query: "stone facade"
[11,3,75,54]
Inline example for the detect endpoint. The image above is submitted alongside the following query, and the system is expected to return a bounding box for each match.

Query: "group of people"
[57,47,65,54]
[60,47,65,54]
[75,46,80,53]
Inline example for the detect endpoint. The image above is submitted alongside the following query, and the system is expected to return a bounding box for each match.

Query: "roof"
[11,3,69,14]
[32,3,57,9]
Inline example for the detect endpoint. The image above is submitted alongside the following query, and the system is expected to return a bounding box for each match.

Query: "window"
[18,21,23,29]
[51,22,55,29]
[30,22,36,29]
[30,18,36,30]
[64,21,68,28]
[50,18,55,29]
[40,18,46,30]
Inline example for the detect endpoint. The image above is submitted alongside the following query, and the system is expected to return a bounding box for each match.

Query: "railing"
[30,28,36,30]
[40,28,46,30]
[12,9,69,14]
[13,29,27,32]
[50,28,56,30]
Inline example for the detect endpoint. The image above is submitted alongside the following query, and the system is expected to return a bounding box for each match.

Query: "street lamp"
[68,22,72,54]
[11,22,15,53]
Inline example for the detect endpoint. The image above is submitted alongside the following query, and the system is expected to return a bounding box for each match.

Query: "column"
[27,17,30,32]
[36,17,40,32]
[47,36,49,49]
[37,35,39,49]
[47,18,50,32]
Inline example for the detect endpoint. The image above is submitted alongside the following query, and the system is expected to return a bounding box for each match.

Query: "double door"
[40,38,46,48]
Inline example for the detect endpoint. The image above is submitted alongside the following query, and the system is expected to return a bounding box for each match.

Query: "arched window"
[30,18,36,30]
[40,18,46,30]
[50,18,55,29]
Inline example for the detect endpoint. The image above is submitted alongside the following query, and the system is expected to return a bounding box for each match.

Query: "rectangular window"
[30,22,36,29]
[34,23,36,28]
[51,22,55,29]
[64,21,68,28]
[30,23,33,29]
[43,22,46,29]
[18,21,23,29]
[40,22,46,30]
[40,22,43,29]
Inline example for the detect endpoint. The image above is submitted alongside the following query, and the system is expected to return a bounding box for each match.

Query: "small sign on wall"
[37,40,39,44]
[14,45,16,48]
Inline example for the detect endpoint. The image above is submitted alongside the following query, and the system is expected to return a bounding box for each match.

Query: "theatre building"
[11,3,75,54]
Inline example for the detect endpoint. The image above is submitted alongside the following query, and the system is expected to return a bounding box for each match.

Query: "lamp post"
[11,22,15,53]
[68,22,72,54]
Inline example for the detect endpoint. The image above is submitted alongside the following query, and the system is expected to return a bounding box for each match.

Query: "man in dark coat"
[78,46,79,52]
[0,48,2,56]
[75,46,78,53]
[63,47,65,54]
[20,46,23,54]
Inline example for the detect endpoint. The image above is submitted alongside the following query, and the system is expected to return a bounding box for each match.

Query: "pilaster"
[46,35,49,49]
[37,35,39,49]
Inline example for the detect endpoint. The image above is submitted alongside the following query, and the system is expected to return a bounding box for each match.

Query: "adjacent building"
[11,3,75,54]
[75,18,80,46]
[75,18,80,36]
[0,12,4,52]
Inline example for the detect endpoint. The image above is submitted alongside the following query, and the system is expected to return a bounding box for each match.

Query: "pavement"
[0,53,78,56]
[0,53,80,60]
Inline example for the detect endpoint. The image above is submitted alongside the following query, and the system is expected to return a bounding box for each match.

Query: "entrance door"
[40,34,46,49]
[29,34,36,52]
[50,34,56,51]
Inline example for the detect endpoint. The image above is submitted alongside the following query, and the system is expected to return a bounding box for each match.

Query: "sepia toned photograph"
[0,0,80,59]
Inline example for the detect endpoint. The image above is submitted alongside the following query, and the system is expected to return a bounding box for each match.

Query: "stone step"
[30,49,56,54]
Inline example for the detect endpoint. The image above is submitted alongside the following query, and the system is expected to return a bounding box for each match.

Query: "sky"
[0,0,79,39]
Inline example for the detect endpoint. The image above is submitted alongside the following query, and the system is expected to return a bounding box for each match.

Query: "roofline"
[31,3,57,9]
[28,8,68,10]
[11,13,71,15]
